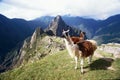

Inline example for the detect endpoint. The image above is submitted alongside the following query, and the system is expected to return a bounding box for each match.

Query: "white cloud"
[0,0,120,20]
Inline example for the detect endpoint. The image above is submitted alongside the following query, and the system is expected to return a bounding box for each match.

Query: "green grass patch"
[96,49,113,58]
[0,50,120,80]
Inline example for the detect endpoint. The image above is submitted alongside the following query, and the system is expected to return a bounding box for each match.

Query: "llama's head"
[82,32,86,35]
[62,29,70,38]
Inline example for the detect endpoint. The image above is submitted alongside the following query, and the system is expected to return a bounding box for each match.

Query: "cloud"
[0,0,120,20]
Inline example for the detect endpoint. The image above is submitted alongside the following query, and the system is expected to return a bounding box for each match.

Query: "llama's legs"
[80,58,84,73]
[74,56,78,69]
[88,55,92,64]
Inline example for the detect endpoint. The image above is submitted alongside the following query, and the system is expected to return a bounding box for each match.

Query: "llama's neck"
[64,38,75,58]
[67,35,74,45]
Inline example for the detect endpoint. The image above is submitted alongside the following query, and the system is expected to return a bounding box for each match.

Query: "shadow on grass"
[89,58,114,70]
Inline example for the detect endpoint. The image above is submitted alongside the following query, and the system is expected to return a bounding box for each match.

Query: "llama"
[71,31,86,44]
[62,29,97,73]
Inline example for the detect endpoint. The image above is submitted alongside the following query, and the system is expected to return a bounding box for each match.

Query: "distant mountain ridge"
[92,14,120,44]
[37,14,120,44]
[37,15,100,38]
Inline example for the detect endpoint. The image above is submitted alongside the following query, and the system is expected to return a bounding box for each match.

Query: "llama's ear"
[83,32,86,34]
[67,29,70,32]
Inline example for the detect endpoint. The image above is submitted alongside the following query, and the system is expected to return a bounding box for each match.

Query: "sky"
[0,0,120,20]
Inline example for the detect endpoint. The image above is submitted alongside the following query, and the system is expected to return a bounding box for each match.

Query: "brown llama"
[71,31,86,44]
[62,29,97,73]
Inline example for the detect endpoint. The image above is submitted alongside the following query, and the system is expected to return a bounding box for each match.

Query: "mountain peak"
[45,15,81,37]
[45,15,68,36]
[55,15,62,20]
[51,15,64,24]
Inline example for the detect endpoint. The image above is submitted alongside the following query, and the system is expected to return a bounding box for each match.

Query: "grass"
[96,49,113,58]
[0,50,120,80]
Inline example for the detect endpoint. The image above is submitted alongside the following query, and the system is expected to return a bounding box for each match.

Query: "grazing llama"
[62,29,97,73]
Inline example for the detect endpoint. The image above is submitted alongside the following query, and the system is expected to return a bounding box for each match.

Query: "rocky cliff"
[0,27,65,72]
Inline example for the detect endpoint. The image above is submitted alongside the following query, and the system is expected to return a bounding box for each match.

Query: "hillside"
[0,14,43,64]
[0,28,120,79]
[0,27,65,72]
[0,14,32,63]
[0,13,50,67]
[0,36,120,79]
[93,15,120,44]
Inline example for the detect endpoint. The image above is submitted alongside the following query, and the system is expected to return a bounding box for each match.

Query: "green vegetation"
[96,49,113,58]
[1,34,120,80]
[0,50,120,80]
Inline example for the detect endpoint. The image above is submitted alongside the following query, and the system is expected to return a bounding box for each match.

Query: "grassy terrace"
[0,50,120,80]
